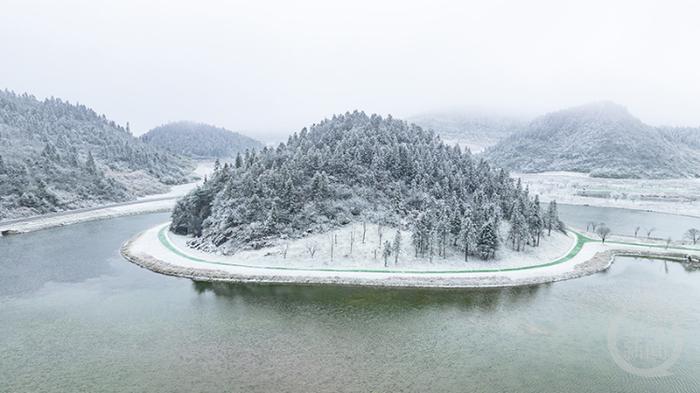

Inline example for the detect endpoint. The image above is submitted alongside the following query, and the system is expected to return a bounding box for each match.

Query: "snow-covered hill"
[483,101,700,179]
[171,111,561,263]
[0,90,194,220]
[140,121,263,159]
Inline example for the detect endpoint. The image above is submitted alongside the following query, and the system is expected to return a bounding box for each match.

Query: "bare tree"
[634,226,640,238]
[330,235,334,260]
[378,224,384,247]
[349,230,354,255]
[685,228,700,245]
[587,222,598,232]
[646,227,655,238]
[596,224,611,243]
[305,241,318,258]
[362,221,367,244]
[665,237,672,249]
[282,244,289,259]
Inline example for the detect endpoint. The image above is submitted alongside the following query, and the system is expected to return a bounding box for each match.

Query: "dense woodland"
[172,111,562,260]
[484,102,700,179]
[0,90,194,220]
[140,121,263,159]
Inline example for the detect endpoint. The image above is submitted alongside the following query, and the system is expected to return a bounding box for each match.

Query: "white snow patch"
[517,171,700,217]
[171,223,573,271]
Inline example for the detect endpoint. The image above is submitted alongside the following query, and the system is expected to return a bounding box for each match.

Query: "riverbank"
[122,223,700,288]
[518,171,700,218]
[0,162,214,236]
[120,223,600,288]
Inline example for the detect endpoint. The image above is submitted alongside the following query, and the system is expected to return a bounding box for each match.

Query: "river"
[0,207,699,392]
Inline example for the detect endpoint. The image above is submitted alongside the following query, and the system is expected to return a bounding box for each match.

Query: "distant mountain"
[408,111,526,153]
[140,121,263,159]
[483,102,700,179]
[0,90,194,220]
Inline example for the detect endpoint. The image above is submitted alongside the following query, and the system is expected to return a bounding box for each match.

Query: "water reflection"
[0,213,171,297]
[190,280,546,312]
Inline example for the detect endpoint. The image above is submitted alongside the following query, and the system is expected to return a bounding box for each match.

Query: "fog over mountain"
[3,0,700,140]
[483,102,700,179]
[408,111,527,153]
[141,121,264,159]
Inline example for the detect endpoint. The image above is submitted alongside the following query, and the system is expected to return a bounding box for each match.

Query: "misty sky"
[2,0,699,142]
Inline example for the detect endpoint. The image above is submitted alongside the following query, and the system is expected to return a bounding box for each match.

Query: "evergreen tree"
[508,202,528,251]
[459,214,477,262]
[529,195,544,246]
[477,220,499,260]
[85,151,97,175]
[392,230,402,264]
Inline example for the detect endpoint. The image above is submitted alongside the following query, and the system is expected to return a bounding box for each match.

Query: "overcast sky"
[2,0,699,141]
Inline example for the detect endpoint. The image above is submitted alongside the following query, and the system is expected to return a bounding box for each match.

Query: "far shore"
[517,171,700,219]
[0,161,213,237]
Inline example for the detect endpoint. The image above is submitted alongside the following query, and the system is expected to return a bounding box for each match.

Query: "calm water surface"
[0,210,699,392]
[559,203,698,239]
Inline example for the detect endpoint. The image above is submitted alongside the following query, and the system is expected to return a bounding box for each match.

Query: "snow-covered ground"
[122,222,700,288]
[0,161,214,235]
[137,161,215,201]
[517,171,700,217]
[174,223,574,270]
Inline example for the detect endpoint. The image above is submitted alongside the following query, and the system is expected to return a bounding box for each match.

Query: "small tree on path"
[596,225,611,244]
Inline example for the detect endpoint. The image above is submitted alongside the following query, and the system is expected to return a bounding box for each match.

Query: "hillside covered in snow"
[483,102,700,179]
[140,121,263,159]
[171,111,561,262]
[0,90,194,220]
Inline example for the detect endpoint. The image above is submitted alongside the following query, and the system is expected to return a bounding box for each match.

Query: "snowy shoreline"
[120,223,595,288]
[121,223,700,288]
[517,171,700,219]
[0,199,177,236]
[0,162,213,236]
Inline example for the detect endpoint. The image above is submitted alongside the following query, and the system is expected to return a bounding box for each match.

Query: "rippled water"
[0,210,699,392]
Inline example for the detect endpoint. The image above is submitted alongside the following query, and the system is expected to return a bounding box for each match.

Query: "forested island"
[171,111,562,263]
[0,90,194,220]
[140,121,263,159]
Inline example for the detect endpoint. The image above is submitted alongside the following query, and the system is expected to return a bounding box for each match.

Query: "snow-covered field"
[174,223,574,270]
[517,171,700,217]
[0,161,214,235]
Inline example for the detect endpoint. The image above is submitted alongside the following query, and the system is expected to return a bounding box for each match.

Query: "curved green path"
[158,226,700,275]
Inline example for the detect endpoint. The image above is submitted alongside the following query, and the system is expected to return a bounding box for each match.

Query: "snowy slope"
[484,102,700,178]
